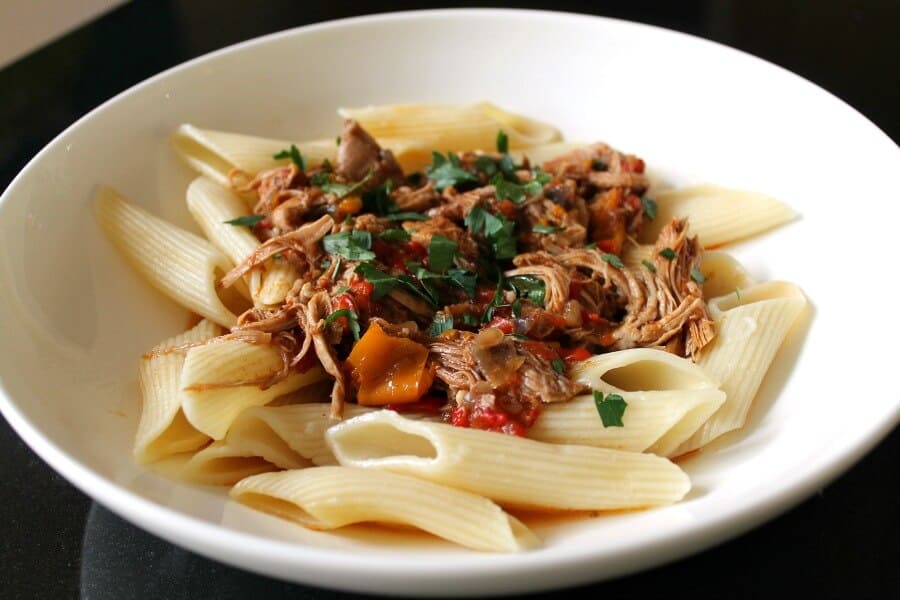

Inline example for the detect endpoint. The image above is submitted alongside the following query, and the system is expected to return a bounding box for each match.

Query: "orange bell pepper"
[346,323,434,406]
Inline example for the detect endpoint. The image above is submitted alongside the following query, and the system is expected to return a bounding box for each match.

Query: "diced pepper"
[337,195,363,217]
[345,323,433,406]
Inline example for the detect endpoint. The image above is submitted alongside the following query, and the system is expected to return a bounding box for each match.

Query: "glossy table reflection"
[1,1,898,598]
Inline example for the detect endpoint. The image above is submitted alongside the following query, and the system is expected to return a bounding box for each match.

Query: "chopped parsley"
[446,268,478,298]
[324,308,360,340]
[426,151,478,191]
[511,298,522,318]
[490,170,551,204]
[361,180,394,214]
[428,313,454,337]
[584,242,598,250]
[311,169,372,198]
[593,391,627,427]
[641,259,657,273]
[223,214,265,227]
[508,275,546,306]
[659,247,676,260]
[322,230,375,261]
[354,263,398,300]
[496,129,509,154]
[330,256,342,281]
[465,205,517,260]
[551,357,566,374]
[272,144,305,170]
[690,268,707,284]
[601,253,625,269]
[385,211,428,221]
[335,135,341,146]
[641,196,657,221]
[427,235,458,273]
[379,228,411,242]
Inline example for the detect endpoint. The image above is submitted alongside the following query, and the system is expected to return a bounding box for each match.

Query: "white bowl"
[1,9,898,597]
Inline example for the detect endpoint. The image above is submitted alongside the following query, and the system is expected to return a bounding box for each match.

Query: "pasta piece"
[94,186,240,328]
[173,124,428,183]
[510,142,587,166]
[674,281,807,455]
[182,410,311,486]
[640,185,798,248]
[550,348,725,456]
[172,124,335,187]
[255,257,299,307]
[180,339,326,440]
[338,102,561,158]
[326,411,690,511]
[231,466,539,552]
[134,319,220,464]
[700,250,756,299]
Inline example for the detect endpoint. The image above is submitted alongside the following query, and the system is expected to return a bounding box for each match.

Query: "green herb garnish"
[533,224,565,234]
[273,144,305,170]
[659,247,676,260]
[223,214,265,227]
[601,253,625,269]
[446,268,478,298]
[385,211,428,222]
[690,268,707,284]
[426,152,478,191]
[324,308,360,340]
[508,275,546,306]
[496,129,509,154]
[428,234,458,273]
[354,263,399,300]
[641,196,657,221]
[322,230,375,261]
[641,259,657,273]
[593,391,627,427]
[465,205,517,260]
[379,228,411,242]
[551,357,566,374]
[313,169,373,198]
[428,313,454,337]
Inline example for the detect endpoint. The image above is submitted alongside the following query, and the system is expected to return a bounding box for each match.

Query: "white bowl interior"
[1,9,898,596]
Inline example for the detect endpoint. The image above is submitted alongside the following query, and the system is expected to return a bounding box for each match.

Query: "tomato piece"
[486,317,514,334]
[350,279,374,312]
[559,347,592,362]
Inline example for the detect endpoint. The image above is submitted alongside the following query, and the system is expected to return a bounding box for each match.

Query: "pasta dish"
[95,103,805,552]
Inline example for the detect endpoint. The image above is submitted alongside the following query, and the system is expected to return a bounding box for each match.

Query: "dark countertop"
[1,1,898,598]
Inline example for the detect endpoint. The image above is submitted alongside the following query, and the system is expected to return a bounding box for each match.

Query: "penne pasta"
[182,409,312,486]
[640,184,798,248]
[94,186,242,328]
[339,102,561,157]
[230,466,539,552]
[180,339,327,440]
[532,349,725,456]
[134,319,220,464]
[674,281,807,455]
[326,411,690,511]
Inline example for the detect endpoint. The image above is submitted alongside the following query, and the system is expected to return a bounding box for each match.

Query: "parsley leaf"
[497,154,518,180]
[313,170,373,198]
[361,180,394,214]
[324,308,360,340]
[690,268,707,284]
[223,214,265,227]
[491,173,526,204]
[458,313,480,328]
[659,247,676,260]
[641,259,657,273]
[584,242,597,250]
[428,235,457,273]
[522,169,551,197]
[496,129,509,154]
[379,228,411,242]
[601,253,625,269]
[446,268,478,298]
[532,224,565,234]
[593,390,627,427]
[322,230,376,261]
[428,313,454,337]
[466,205,517,260]
[354,263,398,300]
[641,196,657,221]
[385,211,428,222]
[551,357,566,374]
[273,144,305,170]
[474,155,498,177]
[508,275,546,306]
[511,298,522,318]
[426,152,478,191]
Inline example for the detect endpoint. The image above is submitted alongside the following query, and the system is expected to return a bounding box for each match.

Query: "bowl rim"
[1,7,898,595]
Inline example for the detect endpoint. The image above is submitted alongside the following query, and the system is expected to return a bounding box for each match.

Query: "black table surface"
[1,1,898,598]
